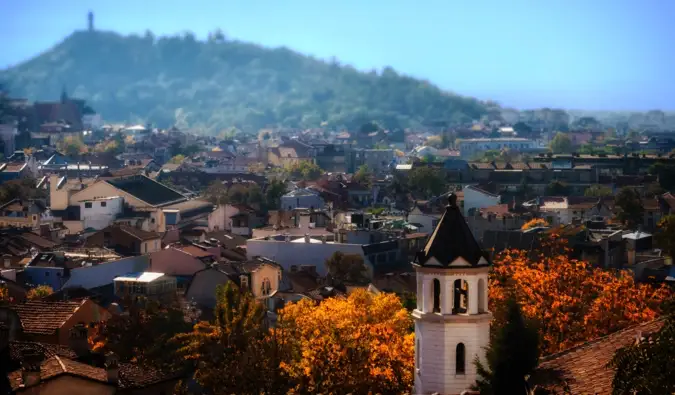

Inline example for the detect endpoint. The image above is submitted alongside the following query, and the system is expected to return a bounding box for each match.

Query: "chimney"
[105,352,120,384]
[69,323,90,358]
[304,233,310,243]
[21,351,42,387]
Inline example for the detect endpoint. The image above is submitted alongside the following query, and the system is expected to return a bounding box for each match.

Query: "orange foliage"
[521,218,549,230]
[0,286,8,303]
[490,238,671,355]
[278,289,414,394]
[26,285,53,300]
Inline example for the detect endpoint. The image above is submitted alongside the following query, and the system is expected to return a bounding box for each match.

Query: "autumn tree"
[26,285,53,300]
[325,251,369,284]
[654,214,675,258]
[286,160,323,181]
[278,289,414,394]
[490,237,671,355]
[408,166,445,198]
[609,301,675,394]
[615,187,644,228]
[203,180,228,205]
[0,286,9,304]
[584,184,612,197]
[172,283,285,394]
[474,297,545,395]
[521,218,549,230]
[57,135,87,157]
[169,154,186,164]
[353,164,373,187]
[549,133,572,154]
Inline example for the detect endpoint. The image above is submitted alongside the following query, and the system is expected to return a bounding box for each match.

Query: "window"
[45,272,50,277]
[100,201,107,207]
[85,202,92,208]
[431,219,439,228]
[456,343,466,374]
[144,243,147,253]
[416,339,420,368]
[240,275,249,289]
[432,278,441,313]
[453,279,468,314]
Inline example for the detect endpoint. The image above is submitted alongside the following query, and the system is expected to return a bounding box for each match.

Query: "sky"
[1,0,674,111]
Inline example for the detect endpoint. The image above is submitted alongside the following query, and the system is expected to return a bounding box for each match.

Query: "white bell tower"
[413,193,491,395]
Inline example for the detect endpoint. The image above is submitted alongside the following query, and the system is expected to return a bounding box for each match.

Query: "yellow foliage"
[27,285,53,300]
[521,218,549,230]
[277,289,414,394]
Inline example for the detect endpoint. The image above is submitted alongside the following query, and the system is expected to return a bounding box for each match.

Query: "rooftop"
[12,300,86,335]
[106,175,186,207]
[114,271,165,283]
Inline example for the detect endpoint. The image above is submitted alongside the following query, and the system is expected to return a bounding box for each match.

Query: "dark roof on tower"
[415,193,489,267]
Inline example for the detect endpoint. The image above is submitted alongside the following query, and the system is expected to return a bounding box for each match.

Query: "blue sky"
[1,0,674,110]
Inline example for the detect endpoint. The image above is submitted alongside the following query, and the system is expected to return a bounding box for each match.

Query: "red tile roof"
[12,300,85,335]
[178,245,215,258]
[538,319,665,395]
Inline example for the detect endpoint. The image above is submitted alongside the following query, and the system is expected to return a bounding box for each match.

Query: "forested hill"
[0,30,490,133]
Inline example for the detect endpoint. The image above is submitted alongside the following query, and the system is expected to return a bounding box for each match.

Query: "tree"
[264,179,287,210]
[287,161,323,181]
[204,181,228,205]
[474,297,543,395]
[169,154,186,164]
[90,297,190,368]
[521,218,549,230]
[490,237,671,355]
[0,178,46,202]
[353,164,373,187]
[172,283,283,394]
[325,251,369,284]
[654,215,675,258]
[57,135,87,157]
[545,181,570,196]
[26,285,53,300]
[584,185,613,197]
[645,182,665,198]
[549,133,572,154]
[277,289,414,394]
[615,187,644,228]
[513,122,533,138]
[408,166,445,198]
[648,162,675,191]
[426,135,444,149]
[609,303,675,394]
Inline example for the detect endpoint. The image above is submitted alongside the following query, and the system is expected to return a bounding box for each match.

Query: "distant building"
[456,137,540,158]
[113,272,177,302]
[280,188,324,211]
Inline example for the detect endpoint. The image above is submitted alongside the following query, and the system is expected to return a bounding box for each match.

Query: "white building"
[408,205,441,235]
[0,124,18,158]
[280,188,324,211]
[463,185,501,215]
[413,193,491,395]
[456,137,539,158]
[79,196,124,230]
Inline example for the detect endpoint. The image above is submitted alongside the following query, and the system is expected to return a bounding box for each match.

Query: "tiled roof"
[178,245,215,258]
[538,319,665,395]
[117,224,161,241]
[106,175,186,207]
[12,300,85,335]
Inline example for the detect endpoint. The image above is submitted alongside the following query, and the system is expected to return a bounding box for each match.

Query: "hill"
[0,30,490,134]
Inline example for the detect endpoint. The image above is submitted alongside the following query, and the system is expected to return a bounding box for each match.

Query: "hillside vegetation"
[0,30,489,133]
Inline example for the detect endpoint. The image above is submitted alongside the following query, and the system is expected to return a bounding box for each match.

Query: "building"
[79,196,124,230]
[113,272,177,302]
[0,123,18,158]
[24,252,70,290]
[347,149,395,174]
[413,193,490,395]
[462,185,500,215]
[280,188,324,211]
[267,140,316,167]
[85,225,161,255]
[456,137,540,158]
[0,200,53,230]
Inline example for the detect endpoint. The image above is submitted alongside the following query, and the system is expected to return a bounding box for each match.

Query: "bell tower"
[413,193,491,395]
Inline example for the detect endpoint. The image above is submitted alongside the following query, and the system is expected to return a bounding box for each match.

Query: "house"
[1,337,182,394]
[113,272,177,302]
[0,161,33,183]
[9,299,110,345]
[0,200,53,230]
[346,149,395,174]
[186,257,282,309]
[23,252,71,290]
[463,185,501,215]
[538,319,664,395]
[456,137,541,158]
[407,203,442,234]
[79,196,124,230]
[62,255,150,291]
[223,204,265,237]
[0,275,28,303]
[267,140,316,167]
[85,225,161,256]
[146,248,208,289]
[280,188,324,211]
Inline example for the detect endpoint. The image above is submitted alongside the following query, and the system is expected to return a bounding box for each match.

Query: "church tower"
[413,193,491,395]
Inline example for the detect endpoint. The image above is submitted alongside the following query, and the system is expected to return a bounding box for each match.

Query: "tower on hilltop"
[88,11,94,32]
[413,193,491,395]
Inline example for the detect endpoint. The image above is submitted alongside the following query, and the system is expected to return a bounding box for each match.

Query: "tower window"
[453,279,469,314]
[456,343,466,374]
[416,339,420,368]
[432,278,441,313]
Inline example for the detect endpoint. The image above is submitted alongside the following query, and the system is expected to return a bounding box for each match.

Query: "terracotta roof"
[12,300,85,335]
[117,224,161,241]
[178,245,215,258]
[538,319,665,395]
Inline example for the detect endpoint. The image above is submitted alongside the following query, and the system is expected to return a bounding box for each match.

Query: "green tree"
[513,122,533,137]
[325,251,369,284]
[549,132,573,154]
[172,283,285,394]
[0,178,46,202]
[654,215,675,258]
[353,164,373,187]
[287,161,323,181]
[57,135,87,157]
[408,167,445,198]
[426,135,444,148]
[264,178,287,210]
[584,185,613,197]
[204,180,228,205]
[615,187,644,228]
[609,303,675,394]
[545,181,570,196]
[474,297,545,395]
[648,162,675,191]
